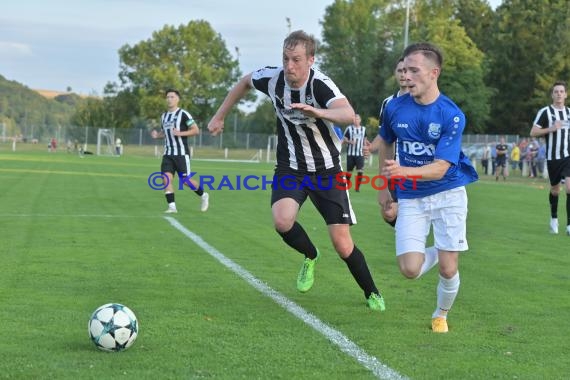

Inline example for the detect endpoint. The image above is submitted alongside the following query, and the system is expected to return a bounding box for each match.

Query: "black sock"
[342,246,379,298]
[194,187,204,197]
[165,192,175,204]
[550,193,558,218]
[346,172,352,188]
[567,193,570,226]
[277,222,317,259]
[355,171,363,191]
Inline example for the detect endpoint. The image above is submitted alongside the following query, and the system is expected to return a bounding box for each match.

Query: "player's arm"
[173,122,199,137]
[382,159,450,181]
[208,73,254,135]
[530,122,562,137]
[290,97,355,126]
[342,128,350,145]
[530,109,563,137]
[151,129,164,139]
[377,135,395,208]
[369,135,381,153]
[496,145,506,155]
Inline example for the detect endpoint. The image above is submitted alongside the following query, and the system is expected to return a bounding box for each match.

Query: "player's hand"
[553,120,563,130]
[378,188,394,212]
[362,139,371,158]
[151,130,158,139]
[381,200,398,223]
[208,118,224,136]
[382,159,405,177]
[172,128,182,136]
[290,103,322,118]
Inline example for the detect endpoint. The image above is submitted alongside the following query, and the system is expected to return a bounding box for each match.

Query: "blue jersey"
[379,93,478,199]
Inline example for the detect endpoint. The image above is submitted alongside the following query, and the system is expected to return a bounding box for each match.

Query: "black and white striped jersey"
[251,66,346,174]
[378,90,404,162]
[533,105,570,160]
[160,108,195,156]
[378,90,400,128]
[343,125,366,156]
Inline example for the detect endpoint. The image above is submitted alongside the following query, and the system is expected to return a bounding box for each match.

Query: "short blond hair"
[283,30,317,57]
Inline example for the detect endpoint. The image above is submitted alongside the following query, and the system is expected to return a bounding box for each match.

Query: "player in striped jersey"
[208,30,385,311]
[369,57,408,226]
[530,81,570,235]
[151,89,209,214]
[343,114,366,192]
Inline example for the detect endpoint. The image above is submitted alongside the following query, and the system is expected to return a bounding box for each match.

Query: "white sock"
[432,272,460,319]
[416,246,439,278]
[168,202,176,209]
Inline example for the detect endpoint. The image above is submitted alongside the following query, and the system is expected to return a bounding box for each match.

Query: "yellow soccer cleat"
[431,317,449,333]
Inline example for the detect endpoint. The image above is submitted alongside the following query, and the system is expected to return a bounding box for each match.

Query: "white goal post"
[266,134,278,163]
[96,128,115,156]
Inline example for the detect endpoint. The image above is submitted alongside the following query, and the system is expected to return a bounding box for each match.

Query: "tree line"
[1,0,569,139]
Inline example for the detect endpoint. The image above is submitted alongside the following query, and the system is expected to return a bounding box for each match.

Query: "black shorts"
[346,155,365,172]
[495,156,507,167]
[547,157,570,186]
[271,169,355,225]
[161,155,191,177]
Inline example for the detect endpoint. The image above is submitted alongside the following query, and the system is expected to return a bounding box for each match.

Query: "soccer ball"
[88,303,139,352]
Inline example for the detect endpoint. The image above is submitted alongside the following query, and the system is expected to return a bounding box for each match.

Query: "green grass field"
[1,144,569,380]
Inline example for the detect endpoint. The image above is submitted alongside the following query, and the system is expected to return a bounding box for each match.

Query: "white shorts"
[395,187,468,256]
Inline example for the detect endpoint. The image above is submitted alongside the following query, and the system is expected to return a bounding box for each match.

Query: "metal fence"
[3,125,524,161]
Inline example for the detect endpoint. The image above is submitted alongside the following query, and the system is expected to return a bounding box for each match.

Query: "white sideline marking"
[0,214,158,218]
[165,216,407,380]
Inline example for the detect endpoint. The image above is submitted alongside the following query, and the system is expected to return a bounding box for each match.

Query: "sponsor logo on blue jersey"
[401,141,436,156]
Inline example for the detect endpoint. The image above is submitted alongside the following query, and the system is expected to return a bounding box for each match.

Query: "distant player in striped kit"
[530,81,570,235]
[370,57,409,226]
[207,30,385,312]
[343,114,366,192]
[151,89,209,214]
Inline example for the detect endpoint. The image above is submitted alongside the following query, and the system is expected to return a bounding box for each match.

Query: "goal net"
[96,129,115,156]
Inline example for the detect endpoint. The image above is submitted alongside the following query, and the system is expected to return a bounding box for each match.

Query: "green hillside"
[0,75,84,141]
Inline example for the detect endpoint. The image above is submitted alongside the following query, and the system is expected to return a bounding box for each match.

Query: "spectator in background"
[510,143,520,174]
[49,138,57,153]
[527,142,538,178]
[518,138,529,172]
[115,138,123,156]
[536,139,546,177]
[491,144,497,175]
[481,145,491,175]
[495,137,509,181]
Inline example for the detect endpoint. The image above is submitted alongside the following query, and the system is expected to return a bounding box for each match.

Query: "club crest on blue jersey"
[428,123,441,139]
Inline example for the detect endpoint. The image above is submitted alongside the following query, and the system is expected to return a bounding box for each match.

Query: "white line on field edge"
[165,216,407,380]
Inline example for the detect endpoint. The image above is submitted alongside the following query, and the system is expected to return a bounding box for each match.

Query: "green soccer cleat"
[367,293,386,311]
[296,250,320,293]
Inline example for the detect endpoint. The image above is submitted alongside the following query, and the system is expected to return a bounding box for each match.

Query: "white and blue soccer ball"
[88,303,139,352]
